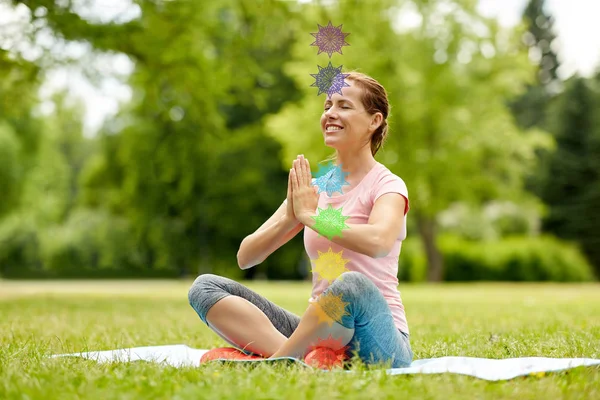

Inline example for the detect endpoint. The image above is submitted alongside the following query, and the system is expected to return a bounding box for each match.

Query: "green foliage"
[1,0,308,278]
[539,77,600,276]
[438,201,543,241]
[399,235,595,282]
[398,238,427,282]
[522,0,560,86]
[0,123,22,217]
[0,48,41,154]
[38,209,137,274]
[510,0,561,130]
[0,214,41,276]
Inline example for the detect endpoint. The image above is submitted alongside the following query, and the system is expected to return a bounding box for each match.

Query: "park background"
[1,0,600,284]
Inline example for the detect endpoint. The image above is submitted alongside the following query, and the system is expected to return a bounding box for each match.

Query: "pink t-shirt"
[304,162,410,333]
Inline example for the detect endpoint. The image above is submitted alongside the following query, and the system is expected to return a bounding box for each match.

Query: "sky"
[1,0,599,135]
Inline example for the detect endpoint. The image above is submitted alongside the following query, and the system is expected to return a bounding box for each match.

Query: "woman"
[188,72,412,369]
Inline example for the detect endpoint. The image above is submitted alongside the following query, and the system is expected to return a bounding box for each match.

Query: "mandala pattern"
[312,161,350,196]
[308,333,349,354]
[310,62,350,98]
[311,204,350,240]
[310,21,350,58]
[311,292,350,327]
[311,247,350,284]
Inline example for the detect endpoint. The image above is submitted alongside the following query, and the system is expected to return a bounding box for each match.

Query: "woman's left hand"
[290,155,319,225]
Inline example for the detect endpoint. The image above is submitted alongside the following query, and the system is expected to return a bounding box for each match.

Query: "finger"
[298,156,307,185]
[288,169,292,195]
[293,159,302,186]
[304,158,312,186]
[302,157,311,186]
[291,168,299,191]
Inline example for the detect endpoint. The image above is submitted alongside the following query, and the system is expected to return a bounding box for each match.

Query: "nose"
[324,106,338,118]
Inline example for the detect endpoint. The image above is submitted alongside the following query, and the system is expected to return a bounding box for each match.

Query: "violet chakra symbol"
[310,62,350,98]
[310,21,350,58]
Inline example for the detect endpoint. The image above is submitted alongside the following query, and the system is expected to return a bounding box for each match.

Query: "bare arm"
[300,193,406,258]
[237,201,304,270]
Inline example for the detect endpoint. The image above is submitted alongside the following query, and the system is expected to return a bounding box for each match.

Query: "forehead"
[324,80,363,104]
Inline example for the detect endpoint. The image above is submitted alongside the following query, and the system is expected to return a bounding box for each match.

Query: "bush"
[399,235,595,282]
[0,209,167,279]
[0,214,42,276]
[398,239,427,282]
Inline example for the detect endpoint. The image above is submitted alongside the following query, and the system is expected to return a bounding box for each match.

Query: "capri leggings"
[188,271,413,368]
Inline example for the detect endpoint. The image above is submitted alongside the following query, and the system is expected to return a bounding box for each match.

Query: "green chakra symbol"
[311,204,350,240]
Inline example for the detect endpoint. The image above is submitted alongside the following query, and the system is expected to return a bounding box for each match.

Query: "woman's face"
[320,81,381,152]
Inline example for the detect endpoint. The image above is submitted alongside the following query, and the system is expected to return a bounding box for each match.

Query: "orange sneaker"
[304,346,349,370]
[200,347,264,364]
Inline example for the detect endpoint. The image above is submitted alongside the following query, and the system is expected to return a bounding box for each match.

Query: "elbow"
[237,237,259,270]
[237,239,250,270]
[237,250,254,271]
[371,235,393,259]
[236,250,247,270]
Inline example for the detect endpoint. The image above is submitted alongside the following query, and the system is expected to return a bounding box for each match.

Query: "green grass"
[1,280,599,399]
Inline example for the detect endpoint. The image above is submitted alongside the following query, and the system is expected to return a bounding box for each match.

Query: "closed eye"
[324,105,351,111]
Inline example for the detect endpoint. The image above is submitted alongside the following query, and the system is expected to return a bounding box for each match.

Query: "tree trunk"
[416,213,444,282]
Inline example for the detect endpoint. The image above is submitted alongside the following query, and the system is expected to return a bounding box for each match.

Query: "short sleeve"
[372,173,409,216]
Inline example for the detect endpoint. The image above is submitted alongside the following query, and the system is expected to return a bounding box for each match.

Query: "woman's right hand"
[285,167,296,222]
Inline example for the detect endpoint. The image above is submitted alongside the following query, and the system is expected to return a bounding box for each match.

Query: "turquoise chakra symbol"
[312,161,350,196]
[310,62,350,98]
[310,21,350,58]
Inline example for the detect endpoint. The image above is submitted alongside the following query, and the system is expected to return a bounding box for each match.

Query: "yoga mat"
[51,344,600,381]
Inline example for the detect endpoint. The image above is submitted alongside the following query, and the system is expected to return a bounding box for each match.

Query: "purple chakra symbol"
[310,62,350,98]
[311,21,350,58]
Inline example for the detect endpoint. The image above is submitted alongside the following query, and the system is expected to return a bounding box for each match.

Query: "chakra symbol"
[312,292,350,327]
[311,204,350,240]
[310,21,350,58]
[309,333,348,352]
[312,161,350,196]
[310,62,350,98]
[311,247,350,284]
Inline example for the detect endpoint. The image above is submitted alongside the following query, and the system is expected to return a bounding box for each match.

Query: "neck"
[335,145,377,175]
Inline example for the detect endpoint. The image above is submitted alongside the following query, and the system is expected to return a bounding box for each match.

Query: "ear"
[369,112,384,133]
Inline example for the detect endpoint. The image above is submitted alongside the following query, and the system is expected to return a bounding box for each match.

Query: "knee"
[337,271,371,287]
[188,273,221,307]
[330,271,378,300]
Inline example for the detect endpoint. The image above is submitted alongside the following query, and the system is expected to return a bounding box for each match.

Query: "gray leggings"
[188,271,413,367]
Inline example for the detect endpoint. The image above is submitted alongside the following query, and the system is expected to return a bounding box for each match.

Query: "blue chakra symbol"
[310,21,350,58]
[310,62,350,98]
[312,161,350,196]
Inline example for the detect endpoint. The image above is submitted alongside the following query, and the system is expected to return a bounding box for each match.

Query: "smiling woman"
[188,72,413,369]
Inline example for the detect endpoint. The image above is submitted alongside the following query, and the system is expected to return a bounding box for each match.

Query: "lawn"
[1,280,599,399]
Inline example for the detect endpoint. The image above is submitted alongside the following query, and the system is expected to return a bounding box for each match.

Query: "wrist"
[298,212,317,227]
[281,215,299,230]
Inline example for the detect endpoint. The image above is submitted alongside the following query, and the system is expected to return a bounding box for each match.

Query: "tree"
[0,49,42,218]
[540,76,600,276]
[9,0,307,278]
[510,0,561,130]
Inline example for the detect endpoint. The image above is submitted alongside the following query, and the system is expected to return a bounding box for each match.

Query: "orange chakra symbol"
[312,292,350,327]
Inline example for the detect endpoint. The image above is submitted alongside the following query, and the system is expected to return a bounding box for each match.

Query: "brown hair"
[345,72,390,156]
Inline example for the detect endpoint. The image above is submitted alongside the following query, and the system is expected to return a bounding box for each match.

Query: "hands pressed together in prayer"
[286,155,319,227]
